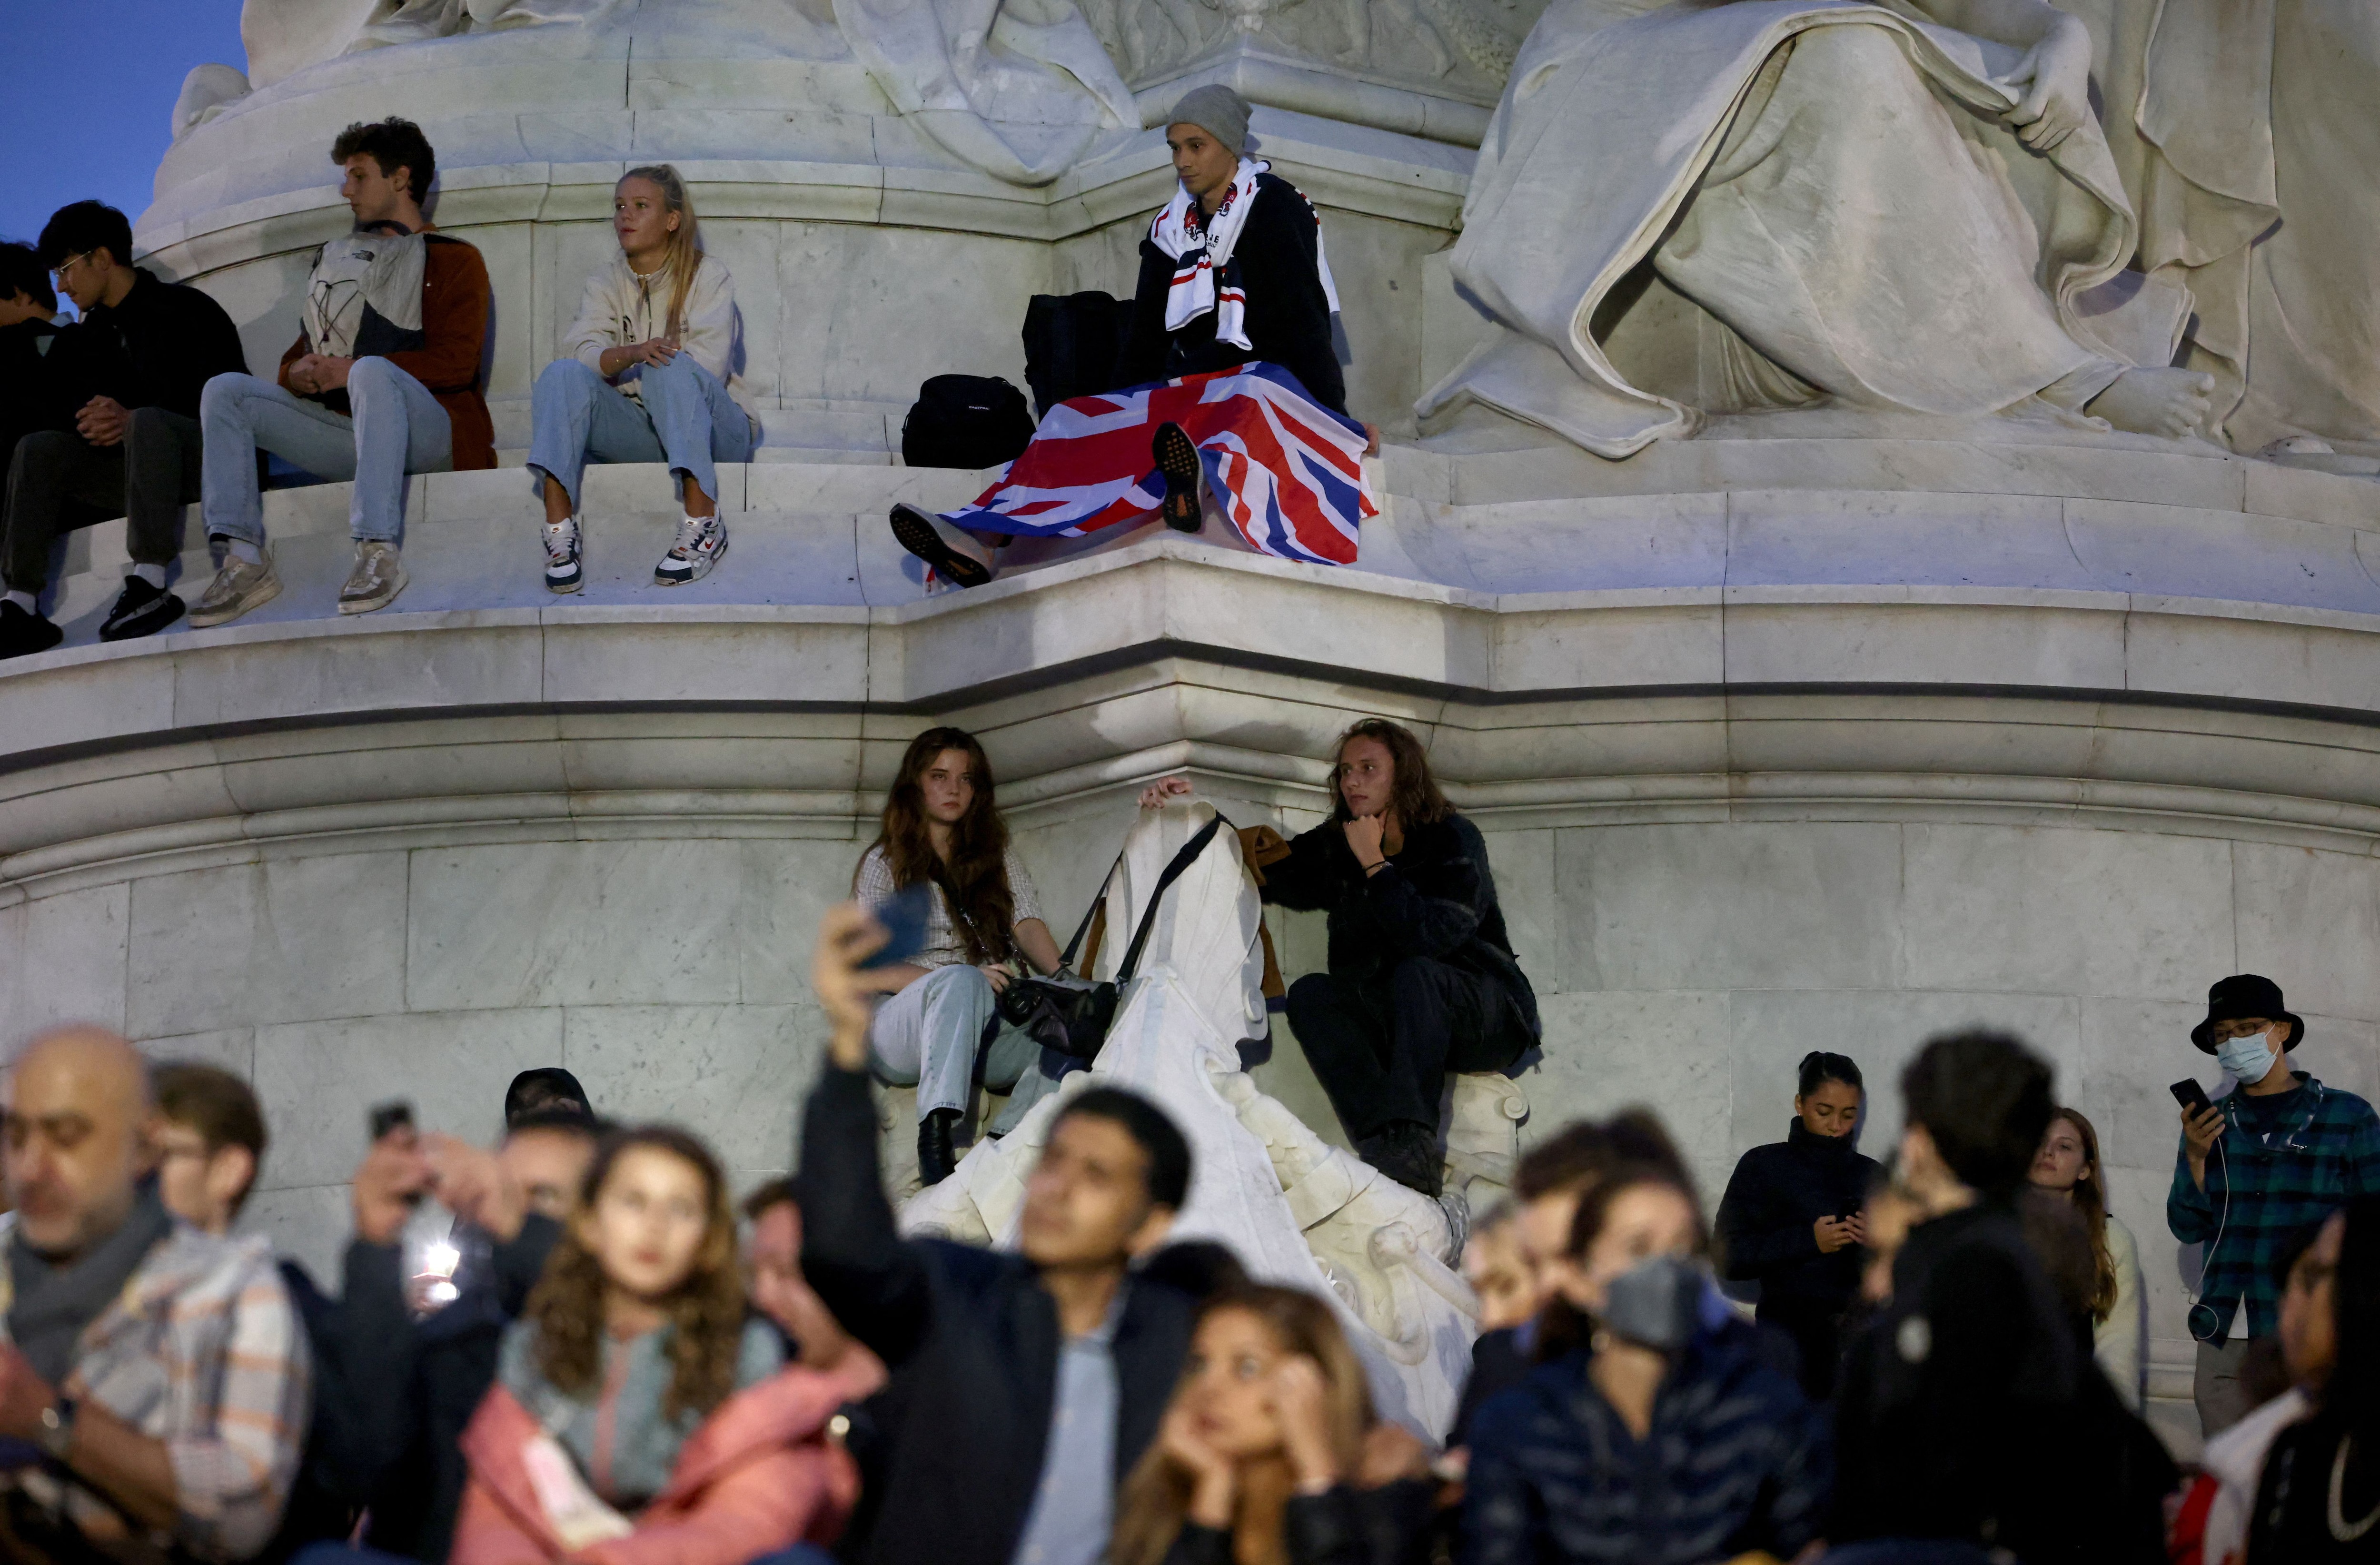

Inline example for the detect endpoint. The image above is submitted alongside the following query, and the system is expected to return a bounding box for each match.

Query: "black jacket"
[1163,1479,1437,1565]
[1463,1323,1831,1565]
[50,267,248,420]
[1260,812,1539,1042]
[0,316,71,454]
[1115,173,1347,415]
[310,1216,561,1562]
[1715,1121,1879,1318]
[1831,1202,2173,1563]
[796,1063,1200,1565]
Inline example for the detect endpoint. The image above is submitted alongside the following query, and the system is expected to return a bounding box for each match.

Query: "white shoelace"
[668,515,713,558]
[544,519,578,565]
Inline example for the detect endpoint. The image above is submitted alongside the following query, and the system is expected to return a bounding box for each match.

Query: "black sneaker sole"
[1154,422,1202,532]
[890,504,991,589]
[99,593,187,642]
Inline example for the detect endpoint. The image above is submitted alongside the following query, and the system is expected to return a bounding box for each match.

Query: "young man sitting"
[0,204,249,657]
[189,116,494,627]
[0,241,70,483]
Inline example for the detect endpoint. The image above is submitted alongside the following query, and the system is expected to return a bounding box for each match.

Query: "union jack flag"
[939,363,1375,566]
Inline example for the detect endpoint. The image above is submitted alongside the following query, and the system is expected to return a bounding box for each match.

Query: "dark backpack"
[899,375,1036,471]
[1021,290,1126,417]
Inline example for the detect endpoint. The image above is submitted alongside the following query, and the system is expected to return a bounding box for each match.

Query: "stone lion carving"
[1419,0,2225,457]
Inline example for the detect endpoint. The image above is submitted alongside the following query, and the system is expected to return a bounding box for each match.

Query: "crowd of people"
[0,712,2372,1564]
[0,82,1376,659]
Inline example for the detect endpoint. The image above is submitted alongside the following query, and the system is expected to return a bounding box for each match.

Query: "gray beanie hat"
[1167,84,1251,154]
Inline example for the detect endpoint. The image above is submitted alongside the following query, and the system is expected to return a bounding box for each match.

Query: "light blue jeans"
[868,963,1070,1135]
[527,355,753,510]
[199,359,453,546]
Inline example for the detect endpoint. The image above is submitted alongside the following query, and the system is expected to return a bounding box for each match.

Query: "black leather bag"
[1021,290,1125,418]
[900,374,1036,470]
[996,815,1228,1060]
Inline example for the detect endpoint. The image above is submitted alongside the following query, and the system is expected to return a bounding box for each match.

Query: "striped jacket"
[1461,1324,1830,1565]
[2167,1072,2380,1339]
[0,1223,311,1562]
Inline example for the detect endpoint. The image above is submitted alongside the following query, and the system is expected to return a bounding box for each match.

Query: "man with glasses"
[2170,973,2380,1436]
[0,1026,309,1556]
[0,202,248,657]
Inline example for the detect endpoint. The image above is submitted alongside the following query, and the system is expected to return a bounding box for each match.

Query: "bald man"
[0,1026,309,1560]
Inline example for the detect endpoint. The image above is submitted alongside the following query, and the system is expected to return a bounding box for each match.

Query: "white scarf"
[1149,158,1339,353]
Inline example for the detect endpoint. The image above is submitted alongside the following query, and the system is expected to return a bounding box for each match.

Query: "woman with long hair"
[1111,1286,1433,1565]
[1139,716,1538,1197]
[528,163,756,592]
[856,725,1065,1185]
[1714,1050,1881,1399]
[450,1126,868,1563]
[2029,1105,2145,1410]
[1463,1150,1829,1565]
[2245,1197,2379,1562]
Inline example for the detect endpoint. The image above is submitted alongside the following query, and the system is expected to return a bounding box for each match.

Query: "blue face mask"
[2216,1029,2278,1084]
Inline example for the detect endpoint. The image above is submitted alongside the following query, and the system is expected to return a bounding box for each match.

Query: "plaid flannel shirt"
[0,1223,310,1561]
[2166,1072,2380,1339]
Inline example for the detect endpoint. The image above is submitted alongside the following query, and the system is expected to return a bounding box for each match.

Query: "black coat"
[50,267,248,420]
[1715,1121,1879,1317]
[0,316,71,457]
[1162,1479,1437,1565]
[309,1216,560,1562]
[1259,812,1540,1043]
[1115,173,1347,415]
[796,1064,1200,1565]
[1830,1203,2174,1564]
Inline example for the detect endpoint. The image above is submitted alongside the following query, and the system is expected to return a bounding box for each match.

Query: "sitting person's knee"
[345,355,403,400]
[536,357,600,397]
[123,404,179,440]
[199,370,259,417]
[1387,955,1454,1002]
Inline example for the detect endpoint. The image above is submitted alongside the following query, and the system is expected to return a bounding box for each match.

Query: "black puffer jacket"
[1259,812,1539,1041]
[1715,1121,1879,1317]
[1114,172,1347,414]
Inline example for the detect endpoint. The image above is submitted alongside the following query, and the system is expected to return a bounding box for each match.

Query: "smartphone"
[369,1099,416,1141]
[2170,1078,2216,1117]
[858,882,934,970]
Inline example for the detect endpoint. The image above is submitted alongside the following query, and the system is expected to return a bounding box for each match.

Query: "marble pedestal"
[6,426,2380,1456]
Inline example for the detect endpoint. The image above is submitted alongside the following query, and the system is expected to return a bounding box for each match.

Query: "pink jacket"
[450,1360,872,1565]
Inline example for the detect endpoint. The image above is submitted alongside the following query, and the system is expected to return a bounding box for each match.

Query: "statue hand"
[2005,19,2092,152]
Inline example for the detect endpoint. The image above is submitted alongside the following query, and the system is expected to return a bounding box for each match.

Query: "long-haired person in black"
[2030,1105,2146,1411]
[854,727,1065,1183]
[2246,1196,2380,1562]
[1139,718,1538,1197]
[1714,1050,1880,1398]
[1111,1286,1433,1565]
[1462,1129,1830,1565]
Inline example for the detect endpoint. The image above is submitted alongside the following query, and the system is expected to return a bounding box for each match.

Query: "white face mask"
[2215,1028,2278,1084]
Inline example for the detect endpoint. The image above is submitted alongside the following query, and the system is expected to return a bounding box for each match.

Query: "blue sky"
[0,0,246,250]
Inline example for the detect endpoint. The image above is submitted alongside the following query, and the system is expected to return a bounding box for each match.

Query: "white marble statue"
[900,803,1480,1439]
[1418,0,2222,457]
[2062,0,2380,457]
[234,0,607,91]
[835,0,1141,184]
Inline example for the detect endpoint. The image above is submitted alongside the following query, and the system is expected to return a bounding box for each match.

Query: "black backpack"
[899,375,1036,471]
[1021,290,1126,417]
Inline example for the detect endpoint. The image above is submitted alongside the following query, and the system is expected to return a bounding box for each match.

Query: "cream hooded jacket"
[560,250,757,437]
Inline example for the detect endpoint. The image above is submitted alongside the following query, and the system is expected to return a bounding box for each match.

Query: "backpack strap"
[1059,848,1127,971]
[1115,814,1230,985]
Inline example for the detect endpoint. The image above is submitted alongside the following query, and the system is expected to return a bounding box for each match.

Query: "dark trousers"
[2,408,202,595]
[1285,958,1527,1140]
[1760,1297,1850,1400]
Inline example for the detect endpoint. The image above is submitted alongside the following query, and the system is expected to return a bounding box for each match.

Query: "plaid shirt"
[0,1223,311,1562]
[2167,1072,2380,1339]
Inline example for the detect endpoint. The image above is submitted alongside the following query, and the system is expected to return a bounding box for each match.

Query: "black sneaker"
[1359,1120,1444,1199]
[1153,421,1202,532]
[0,600,63,660]
[99,576,187,642]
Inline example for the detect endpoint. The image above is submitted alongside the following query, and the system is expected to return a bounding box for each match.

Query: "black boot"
[918,1107,964,1186]
[1360,1120,1443,1199]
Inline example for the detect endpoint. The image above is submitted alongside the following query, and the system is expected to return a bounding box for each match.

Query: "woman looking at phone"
[853,727,1064,1187]
[1713,1050,1879,1398]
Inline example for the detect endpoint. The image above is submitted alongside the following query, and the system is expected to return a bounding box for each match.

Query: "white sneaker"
[654,514,726,585]
[543,517,584,594]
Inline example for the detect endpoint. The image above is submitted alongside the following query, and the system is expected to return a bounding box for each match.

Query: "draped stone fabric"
[1418,0,2165,458]
[834,0,1141,186]
[2063,0,2380,454]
